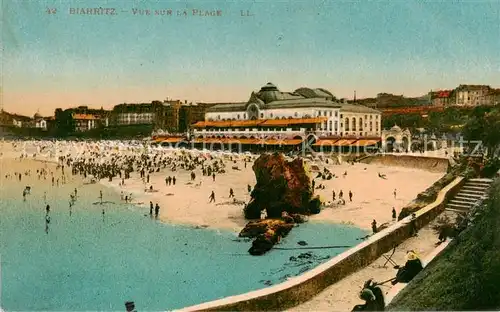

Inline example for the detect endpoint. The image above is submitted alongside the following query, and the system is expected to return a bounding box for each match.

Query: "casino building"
[154,83,382,152]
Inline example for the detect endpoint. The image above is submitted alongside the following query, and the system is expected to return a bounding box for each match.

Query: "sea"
[0,167,367,311]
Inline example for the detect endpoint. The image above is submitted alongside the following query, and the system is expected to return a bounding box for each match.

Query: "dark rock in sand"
[244,153,322,219]
[297,240,308,246]
[241,219,295,255]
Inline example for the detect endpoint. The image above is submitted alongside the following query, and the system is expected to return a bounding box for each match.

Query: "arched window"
[260,113,264,118]
[352,118,356,131]
[359,118,363,131]
[237,114,240,120]
[217,115,221,120]
[345,118,350,131]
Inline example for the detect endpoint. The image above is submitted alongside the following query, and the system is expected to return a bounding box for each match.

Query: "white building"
[195,83,381,140]
[456,85,492,106]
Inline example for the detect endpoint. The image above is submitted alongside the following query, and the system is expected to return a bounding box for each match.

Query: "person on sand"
[349,190,353,202]
[229,188,234,198]
[409,213,418,236]
[339,190,343,199]
[172,176,176,185]
[150,201,153,216]
[260,209,268,220]
[393,188,397,199]
[371,219,377,234]
[311,179,315,190]
[209,191,215,203]
[332,190,336,201]
[212,173,216,182]
[392,207,397,220]
[155,203,160,218]
[46,204,50,215]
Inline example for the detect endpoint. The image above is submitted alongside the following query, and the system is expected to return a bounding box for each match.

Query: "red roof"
[436,90,451,98]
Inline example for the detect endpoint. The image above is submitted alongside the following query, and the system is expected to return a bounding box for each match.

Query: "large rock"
[244,153,321,219]
[239,219,295,255]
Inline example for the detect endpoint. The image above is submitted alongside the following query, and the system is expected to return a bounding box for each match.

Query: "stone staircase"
[445,178,494,213]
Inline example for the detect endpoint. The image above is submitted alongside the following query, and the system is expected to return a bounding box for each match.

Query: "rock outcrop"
[244,153,321,219]
[239,219,295,255]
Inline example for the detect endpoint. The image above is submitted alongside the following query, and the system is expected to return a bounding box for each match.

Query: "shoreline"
[2,141,445,233]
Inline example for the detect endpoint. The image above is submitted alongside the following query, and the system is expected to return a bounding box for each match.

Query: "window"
[370,122,373,131]
[260,113,264,118]
[237,114,240,120]
[352,118,356,131]
[270,113,273,118]
[329,111,332,117]
[294,112,298,117]
[244,113,246,119]
[359,118,363,131]
[335,111,338,117]
[334,121,338,130]
[340,114,343,118]
[345,118,350,131]
[217,115,221,120]
[329,120,332,130]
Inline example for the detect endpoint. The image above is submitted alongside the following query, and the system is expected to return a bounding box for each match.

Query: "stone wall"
[177,177,464,312]
[360,154,449,173]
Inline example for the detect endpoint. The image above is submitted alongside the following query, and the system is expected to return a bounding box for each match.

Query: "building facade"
[456,85,492,106]
[430,90,454,107]
[193,83,381,141]
[112,102,164,127]
[72,113,100,132]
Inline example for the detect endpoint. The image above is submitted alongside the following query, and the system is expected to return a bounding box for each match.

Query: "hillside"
[387,179,500,310]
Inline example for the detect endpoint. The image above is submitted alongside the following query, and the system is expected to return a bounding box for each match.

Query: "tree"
[54,108,75,137]
[463,108,500,155]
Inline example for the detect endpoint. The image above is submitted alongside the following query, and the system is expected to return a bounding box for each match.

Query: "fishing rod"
[273,245,352,250]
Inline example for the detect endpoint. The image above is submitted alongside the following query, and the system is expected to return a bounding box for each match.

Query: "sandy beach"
[1,140,450,311]
[101,154,444,232]
[1,140,445,232]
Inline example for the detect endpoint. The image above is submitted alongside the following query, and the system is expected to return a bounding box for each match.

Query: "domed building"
[190,83,382,151]
[381,124,412,152]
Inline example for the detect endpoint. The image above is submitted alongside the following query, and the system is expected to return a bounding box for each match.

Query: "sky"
[2,0,500,116]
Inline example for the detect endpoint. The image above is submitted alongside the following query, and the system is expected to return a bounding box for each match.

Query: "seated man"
[351,279,385,311]
[392,250,423,285]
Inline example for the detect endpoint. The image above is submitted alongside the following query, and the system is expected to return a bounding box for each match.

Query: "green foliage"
[54,108,75,136]
[463,107,500,153]
[387,181,500,311]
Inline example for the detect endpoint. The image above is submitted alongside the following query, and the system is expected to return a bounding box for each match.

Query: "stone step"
[468,178,494,183]
[464,184,491,189]
[458,190,486,196]
[445,207,470,213]
[462,185,490,191]
[447,203,472,209]
[454,195,476,201]
[449,199,473,206]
